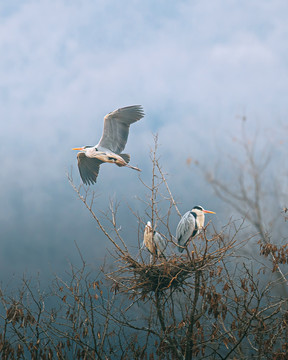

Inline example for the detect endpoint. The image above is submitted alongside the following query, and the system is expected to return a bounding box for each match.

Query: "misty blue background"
[1,0,287,283]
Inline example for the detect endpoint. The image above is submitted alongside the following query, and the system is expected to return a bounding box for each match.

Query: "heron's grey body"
[74,105,144,185]
[176,206,214,253]
[143,221,167,259]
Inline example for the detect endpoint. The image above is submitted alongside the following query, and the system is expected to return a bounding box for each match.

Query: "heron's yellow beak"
[72,147,84,151]
[203,210,216,214]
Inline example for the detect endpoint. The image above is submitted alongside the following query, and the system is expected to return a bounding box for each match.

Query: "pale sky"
[1,0,287,281]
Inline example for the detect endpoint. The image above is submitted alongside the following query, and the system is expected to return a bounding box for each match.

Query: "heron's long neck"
[196,213,205,229]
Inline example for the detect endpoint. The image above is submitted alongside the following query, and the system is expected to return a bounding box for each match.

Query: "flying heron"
[176,205,215,253]
[142,221,167,260]
[72,105,144,185]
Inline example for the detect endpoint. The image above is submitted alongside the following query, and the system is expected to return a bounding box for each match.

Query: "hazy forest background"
[1,0,288,358]
[1,129,288,358]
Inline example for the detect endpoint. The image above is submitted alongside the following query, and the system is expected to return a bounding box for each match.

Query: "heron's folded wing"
[176,211,196,248]
[77,153,103,185]
[98,105,144,153]
[154,232,167,255]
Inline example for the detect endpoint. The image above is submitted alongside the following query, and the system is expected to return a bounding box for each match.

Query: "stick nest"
[109,254,205,296]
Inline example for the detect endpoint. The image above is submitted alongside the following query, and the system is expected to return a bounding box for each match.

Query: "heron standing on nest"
[142,221,167,261]
[72,105,144,185]
[176,205,215,253]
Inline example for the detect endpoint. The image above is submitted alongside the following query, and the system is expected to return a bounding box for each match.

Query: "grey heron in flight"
[176,206,215,253]
[72,105,144,185]
[143,221,167,260]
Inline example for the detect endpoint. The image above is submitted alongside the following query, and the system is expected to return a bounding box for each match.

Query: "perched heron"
[176,206,215,253]
[72,105,144,185]
[142,221,167,259]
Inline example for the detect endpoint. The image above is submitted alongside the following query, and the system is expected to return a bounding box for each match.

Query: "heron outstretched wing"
[176,211,196,253]
[97,105,144,154]
[77,153,103,185]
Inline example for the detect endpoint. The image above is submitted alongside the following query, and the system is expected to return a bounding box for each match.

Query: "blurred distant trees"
[199,120,288,295]
[0,133,287,359]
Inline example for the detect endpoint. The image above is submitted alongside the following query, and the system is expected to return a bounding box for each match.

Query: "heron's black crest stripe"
[193,205,203,211]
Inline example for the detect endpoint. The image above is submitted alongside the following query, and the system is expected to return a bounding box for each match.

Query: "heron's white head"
[192,205,215,229]
[144,221,152,236]
[145,221,152,232]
